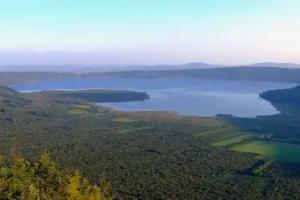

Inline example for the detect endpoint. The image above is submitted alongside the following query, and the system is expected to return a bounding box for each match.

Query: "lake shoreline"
[12,78,295,118]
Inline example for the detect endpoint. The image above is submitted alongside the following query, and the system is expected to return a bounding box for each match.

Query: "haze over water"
[13,78,295,118]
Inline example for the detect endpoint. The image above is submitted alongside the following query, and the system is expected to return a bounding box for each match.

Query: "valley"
[1,69,300,199]
[2,1,299,199]
[0,78,300,199]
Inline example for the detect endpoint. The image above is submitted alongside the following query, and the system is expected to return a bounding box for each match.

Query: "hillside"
[36,89,150,103]
[2,87,300,199]
[0,152,112,199]
[261,85,300,105]
[0,72,77,85]
[101,67,300,83]
[2,67,300,86]
[224,84,300,139]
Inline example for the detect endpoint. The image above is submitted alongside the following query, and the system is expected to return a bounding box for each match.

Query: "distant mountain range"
[101,67,300,83]
[249,62,300,68]
[1,62,300,72]
[2,64,300,85]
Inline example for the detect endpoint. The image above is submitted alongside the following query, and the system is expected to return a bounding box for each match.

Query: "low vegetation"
[230,141,300,163]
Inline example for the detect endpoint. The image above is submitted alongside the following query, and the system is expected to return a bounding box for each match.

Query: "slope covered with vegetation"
[1,86,300,199]
[219,85,300,163]
[39,89,150,103]
[224,85,300,138]
[261,85,300,105]
[0,152,112,199]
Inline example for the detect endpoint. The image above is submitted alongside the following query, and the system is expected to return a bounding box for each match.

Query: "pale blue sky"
[0,0,300,65]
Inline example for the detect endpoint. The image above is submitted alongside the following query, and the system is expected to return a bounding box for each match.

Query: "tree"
[0,152,113,200]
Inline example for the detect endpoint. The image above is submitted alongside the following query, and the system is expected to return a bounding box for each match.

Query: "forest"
[1,0,300,199]
[36,89,150,103]
[1,85,300,199]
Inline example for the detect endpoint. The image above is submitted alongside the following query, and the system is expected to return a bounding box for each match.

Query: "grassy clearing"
[113,117,138,123]
[195,122,300,164]
[194,127,230,137]
[212,135,254,147]
[68,104,91,115]
[68,109,86,115]
[73,104,90,109]
[230,140,300,163]
[195,127,249,142]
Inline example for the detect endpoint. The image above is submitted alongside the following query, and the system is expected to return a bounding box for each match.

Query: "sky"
[0,0,300,66]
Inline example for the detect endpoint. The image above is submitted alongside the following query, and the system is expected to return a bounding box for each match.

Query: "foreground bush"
[0,152,113,200]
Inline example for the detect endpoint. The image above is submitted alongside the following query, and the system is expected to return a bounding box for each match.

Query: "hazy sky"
[0,0,300,65]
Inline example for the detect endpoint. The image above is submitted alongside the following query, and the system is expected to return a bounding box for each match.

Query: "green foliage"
[230,141,300,163]
[3,86,300,199]
[0,152,113,200]
[59,89,150,103]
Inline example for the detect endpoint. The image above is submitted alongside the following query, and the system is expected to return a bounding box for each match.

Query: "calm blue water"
[12,78,296,117]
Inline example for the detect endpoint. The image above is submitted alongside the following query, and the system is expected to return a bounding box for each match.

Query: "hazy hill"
[2,66,300,86]
[251,62,300,68]
[261,85,300,105]
[1,62,299,73]
[102,67,300,83]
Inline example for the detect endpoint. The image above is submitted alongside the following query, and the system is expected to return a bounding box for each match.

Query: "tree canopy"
[0,152,113,200]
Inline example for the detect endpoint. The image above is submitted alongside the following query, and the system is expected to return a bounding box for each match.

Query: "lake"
[12,78,295,117]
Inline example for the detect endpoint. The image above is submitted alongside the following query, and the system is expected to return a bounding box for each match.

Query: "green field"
[195,127,254,147]
[199,128,300,163]
[197,124,300,163]
[195,127,245,140]
[230,140,300,163]
[212,135,254,147]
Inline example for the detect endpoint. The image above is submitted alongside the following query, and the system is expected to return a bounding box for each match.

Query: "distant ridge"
[250,62,300,68]
[102,66,300,83]
[2,66,300,85]
[1,62,300,72]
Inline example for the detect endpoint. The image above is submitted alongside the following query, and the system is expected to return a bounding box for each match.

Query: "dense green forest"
[261,85,300,105]
[1,85,300,199]
[40,89,150,103]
